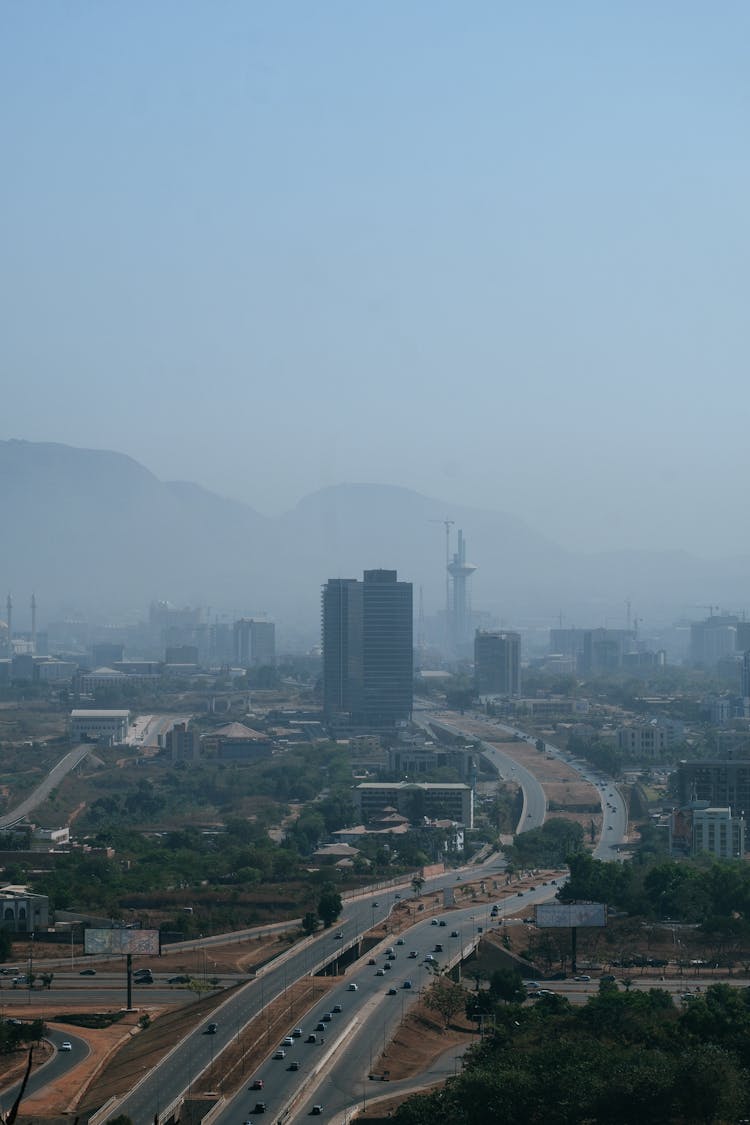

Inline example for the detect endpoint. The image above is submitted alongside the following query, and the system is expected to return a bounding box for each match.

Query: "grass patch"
[54,1011,128,1029]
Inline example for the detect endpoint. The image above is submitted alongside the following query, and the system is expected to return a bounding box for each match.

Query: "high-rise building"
[233,619,276,667]
[322,569,413,727]
[474,630,521,696]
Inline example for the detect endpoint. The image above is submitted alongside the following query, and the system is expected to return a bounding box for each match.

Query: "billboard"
[535,903,606,929]
[84,929,160,955]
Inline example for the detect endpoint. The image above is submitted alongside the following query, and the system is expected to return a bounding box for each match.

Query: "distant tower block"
[447,529,477,647]
[30,593,37,652]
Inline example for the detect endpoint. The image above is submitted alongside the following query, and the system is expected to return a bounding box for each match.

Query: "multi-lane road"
[5,705,626,1122]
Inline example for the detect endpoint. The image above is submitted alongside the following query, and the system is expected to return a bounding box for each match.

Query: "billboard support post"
[127,952,132,1011]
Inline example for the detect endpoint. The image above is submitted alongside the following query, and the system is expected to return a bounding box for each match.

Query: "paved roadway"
[113,850,516,1124]
[212,881,558,1125]
[0,745,92,829]
[0,1027,89,1113]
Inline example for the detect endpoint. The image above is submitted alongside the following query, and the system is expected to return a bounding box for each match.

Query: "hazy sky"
[2,2,748,556]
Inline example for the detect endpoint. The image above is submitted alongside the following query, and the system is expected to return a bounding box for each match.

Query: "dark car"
[315,1022,326,1032]
[289,1060,301,1071]
[168,974,190,984]
[251,1079,264,1090]
[206,1023,218,1035]
[253,1102,266,1113]
[79,968,97,976]
[387,987,397,995]
[306,1034,317,1043]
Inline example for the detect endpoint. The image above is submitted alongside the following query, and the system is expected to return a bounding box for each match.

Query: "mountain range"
[1,439,747,642]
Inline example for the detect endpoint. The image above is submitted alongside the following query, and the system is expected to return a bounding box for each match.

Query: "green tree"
[317,884,343,928]
[423,978,466,1028]
[302,911,318,936]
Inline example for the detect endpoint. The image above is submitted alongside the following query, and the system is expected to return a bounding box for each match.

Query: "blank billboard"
[535,903,606,928]
[84,929,160,955]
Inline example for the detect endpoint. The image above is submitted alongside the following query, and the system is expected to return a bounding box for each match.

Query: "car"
[434,944,443,952]
[526,981,540,990]
[600,974,617,982]
[335,931,344,939]
[383,962,391,971]
[368,958,376,965]
[289,1059,301,1070]
[316,1021,326,1031]
[394,893,401,899]
[608,825,613,831]
[253,1103,266,1114]
[347,983,358,991]
[79,968,97,976]
[59,1041,72,1051]
[283,1035,294,1046]
[477,927,483,934]
[431,919,439,926]
[387,952,396,960]
[306,1034,317,1043]
[251,1079,264,1090]
[311,1107,323,1116]
[332,1003,342,1013]
[574,974,591,982]
[402,980,412,989]
[408,951,418,958]
[168,974,190,984]
[293,1027,303,1037]
[517,891,523,897]
[375,968,385,976]
[387,987,397,995]
[373,901,379,907]
[424,955,436,963]
[451,930,459,938]
[438,920,446,927]
[396,937,405,945]
[322,1012,332,1022]
[273,1049,286,1060]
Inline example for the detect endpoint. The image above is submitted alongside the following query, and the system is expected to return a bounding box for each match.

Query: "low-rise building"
[353,781,474,827]
[0,886,49,933]
[70,709,130,745]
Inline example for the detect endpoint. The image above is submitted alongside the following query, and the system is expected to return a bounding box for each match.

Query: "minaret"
[5,594,12,657]
[30,594,37,653]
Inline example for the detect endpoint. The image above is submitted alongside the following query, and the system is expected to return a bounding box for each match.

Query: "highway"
[0,744,92,829]
[211,883,558,1125]
[112,852,515,1124]
[0,1028,89,1113]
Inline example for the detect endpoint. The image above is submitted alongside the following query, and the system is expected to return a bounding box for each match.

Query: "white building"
[70,709,130,746]
[692,806,745,859]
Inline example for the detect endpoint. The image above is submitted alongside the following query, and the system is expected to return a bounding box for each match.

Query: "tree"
[488,968,526,1005]
[423,978,466,1028]
[317,884,343,928]
[302,911,318,936]
[411,874,425,897]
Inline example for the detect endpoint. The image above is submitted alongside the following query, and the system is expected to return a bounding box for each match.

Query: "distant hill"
[1,439,748,635]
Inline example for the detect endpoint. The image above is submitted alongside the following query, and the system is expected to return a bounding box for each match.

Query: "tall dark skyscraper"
[474,629,521,696]
[322,569,413,726]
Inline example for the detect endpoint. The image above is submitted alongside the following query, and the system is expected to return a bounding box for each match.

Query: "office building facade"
[474,630,521,695]
[322,569,412,727]
[233,619,276,667]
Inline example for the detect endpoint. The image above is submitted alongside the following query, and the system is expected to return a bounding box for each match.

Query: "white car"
[60,1041,72,1051]
[347,982,358,991]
